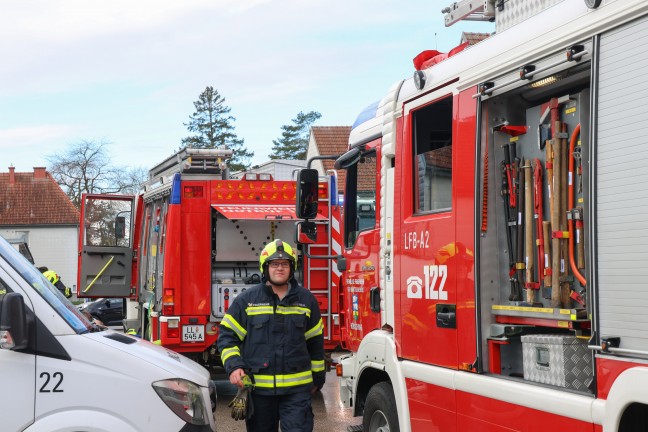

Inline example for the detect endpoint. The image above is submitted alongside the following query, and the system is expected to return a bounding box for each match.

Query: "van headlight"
[152,379,209,425]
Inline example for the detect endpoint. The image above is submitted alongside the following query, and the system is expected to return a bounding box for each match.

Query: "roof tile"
[311,126,352,191]
[0,169,80,225]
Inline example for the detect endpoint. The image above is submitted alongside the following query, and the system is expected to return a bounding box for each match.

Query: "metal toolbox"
[521,334,592,391]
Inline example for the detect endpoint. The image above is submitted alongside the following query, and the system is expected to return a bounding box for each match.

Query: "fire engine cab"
[296,0,648,430]
[77,148,341,371]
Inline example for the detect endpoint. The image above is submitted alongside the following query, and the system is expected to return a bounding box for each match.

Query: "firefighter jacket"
[217,278,326,395]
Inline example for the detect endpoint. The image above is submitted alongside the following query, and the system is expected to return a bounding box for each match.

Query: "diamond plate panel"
[497,0,565,32]
[522,335,593,390]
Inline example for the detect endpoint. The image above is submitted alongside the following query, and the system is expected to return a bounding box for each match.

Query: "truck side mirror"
[115,216,126,240]
[0,292,29,350]
[297,221,317,244]
[337,257,347,272]
[334,147,362,170]
[296,169,319,220]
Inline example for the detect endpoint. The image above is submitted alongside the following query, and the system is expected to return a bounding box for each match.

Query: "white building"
[233,159,306,181]
[0,167,80,294]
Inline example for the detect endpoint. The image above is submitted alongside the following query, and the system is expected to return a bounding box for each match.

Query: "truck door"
[340,145,382,352]
[398,94,460,368]
[78,194,135,298]
[0,274,36,431]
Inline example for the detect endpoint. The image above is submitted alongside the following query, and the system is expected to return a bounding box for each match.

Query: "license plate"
[182,325,204,342]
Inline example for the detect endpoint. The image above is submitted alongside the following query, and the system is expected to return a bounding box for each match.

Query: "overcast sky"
[0,0,494,172]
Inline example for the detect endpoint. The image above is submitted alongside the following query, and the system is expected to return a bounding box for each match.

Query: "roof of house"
[310,126,352,191]
[461,32,492,45]
[0,167,80,225]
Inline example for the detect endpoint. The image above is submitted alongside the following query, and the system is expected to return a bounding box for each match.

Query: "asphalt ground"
[213,368,359,431]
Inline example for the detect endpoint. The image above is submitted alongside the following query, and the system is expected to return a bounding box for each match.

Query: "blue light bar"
[329,175,338,206]
[170,173,182,204]
[352,101,379,130]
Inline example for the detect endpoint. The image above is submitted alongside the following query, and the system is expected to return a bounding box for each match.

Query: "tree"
[47,139,146,209]
[47,139,147,247]
[181,86,253,172]
[269,111,322,160]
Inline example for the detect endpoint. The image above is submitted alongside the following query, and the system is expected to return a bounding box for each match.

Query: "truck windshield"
[0,238,92,333]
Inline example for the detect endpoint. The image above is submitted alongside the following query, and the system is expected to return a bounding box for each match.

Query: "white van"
[0,236,216,432]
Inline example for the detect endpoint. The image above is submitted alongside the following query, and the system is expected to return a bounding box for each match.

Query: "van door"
[0,274,36,431]
[78,194,135,298]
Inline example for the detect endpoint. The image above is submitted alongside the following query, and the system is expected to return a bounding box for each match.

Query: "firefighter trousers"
[245,391,314,432]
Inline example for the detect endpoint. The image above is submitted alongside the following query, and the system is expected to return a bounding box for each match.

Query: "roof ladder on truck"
[442,0,496,27]
[146,147,234,186]
[302,172,341,350]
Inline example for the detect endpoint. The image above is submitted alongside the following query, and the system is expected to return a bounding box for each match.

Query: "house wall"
[240,161,306,181]
[1,226,79,296]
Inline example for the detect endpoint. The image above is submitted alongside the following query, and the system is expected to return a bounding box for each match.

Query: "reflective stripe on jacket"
[217,279,326,395]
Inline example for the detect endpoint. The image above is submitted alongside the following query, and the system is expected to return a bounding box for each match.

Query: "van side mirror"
[296,169,319,220]
[0,292,29,350]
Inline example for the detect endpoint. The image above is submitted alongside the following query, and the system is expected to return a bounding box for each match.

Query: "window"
[412,96,453,213]
[83,198,133,247]
[344,151,377,248]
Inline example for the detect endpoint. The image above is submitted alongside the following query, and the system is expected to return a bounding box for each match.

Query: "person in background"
[218,239,325,432]
[38,266,72,298]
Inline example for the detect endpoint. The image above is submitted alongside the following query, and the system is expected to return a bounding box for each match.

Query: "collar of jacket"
[262,278,299,300]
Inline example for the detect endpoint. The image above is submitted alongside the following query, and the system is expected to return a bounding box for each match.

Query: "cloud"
[0,125,77,149]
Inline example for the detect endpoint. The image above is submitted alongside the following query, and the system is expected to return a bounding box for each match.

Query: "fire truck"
[76,148,342,370]
[295,0,648,430]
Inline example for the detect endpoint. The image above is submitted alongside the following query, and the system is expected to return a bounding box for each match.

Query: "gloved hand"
[228,374,254,421]
[64,287,72,298]
[228,386,251,421]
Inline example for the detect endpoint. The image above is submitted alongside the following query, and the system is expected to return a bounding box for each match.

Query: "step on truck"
[77,147,342,373]
[296,0,648,430]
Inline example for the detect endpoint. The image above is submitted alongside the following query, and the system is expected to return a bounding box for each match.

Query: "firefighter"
[217,239,325,432]
[38,266,72,298]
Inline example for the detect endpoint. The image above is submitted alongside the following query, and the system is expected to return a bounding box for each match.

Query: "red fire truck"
[296,0,648,430]
[76,148,342,370]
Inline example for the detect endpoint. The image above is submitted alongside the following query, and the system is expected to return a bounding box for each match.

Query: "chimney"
[8,166,15,185]
[33,167,47,179]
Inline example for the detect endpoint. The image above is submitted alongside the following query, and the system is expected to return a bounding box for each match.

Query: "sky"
[0,0,494,173]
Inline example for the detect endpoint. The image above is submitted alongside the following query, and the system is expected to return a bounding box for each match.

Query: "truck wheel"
[362,382,400,432]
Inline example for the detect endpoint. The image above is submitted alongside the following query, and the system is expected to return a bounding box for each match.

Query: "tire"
[362,382,400,432]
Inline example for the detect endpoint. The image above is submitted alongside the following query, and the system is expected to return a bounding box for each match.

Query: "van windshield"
[0,238,92,333]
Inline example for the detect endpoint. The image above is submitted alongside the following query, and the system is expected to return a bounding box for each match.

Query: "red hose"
[568,124,586,286]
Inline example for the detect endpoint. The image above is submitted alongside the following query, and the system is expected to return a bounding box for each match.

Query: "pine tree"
[269,111,322,160]
[181,86,253,172]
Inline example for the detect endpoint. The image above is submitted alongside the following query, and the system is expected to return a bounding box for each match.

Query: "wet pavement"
[213,368,359,431]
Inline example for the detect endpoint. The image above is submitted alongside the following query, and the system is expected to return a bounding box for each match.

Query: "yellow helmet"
[43,270,60,285]
[259,239,297,272]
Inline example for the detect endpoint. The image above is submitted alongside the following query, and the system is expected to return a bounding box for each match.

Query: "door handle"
[436,304,456,329]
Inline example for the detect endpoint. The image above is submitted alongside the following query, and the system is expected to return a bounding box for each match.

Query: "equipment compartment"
[478,49,594,392]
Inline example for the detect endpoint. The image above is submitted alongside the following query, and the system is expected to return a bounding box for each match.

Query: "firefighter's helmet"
[259,239,297,272]
[43,270,60,285]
